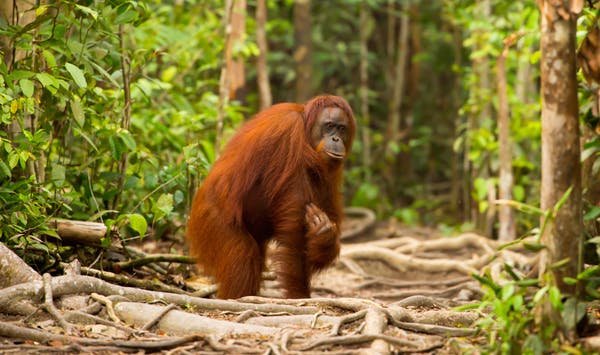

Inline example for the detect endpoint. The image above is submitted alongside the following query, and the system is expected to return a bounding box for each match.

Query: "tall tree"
[216,0,235,152]
[256,0,272,110]
[227,0,247,100]
[359,1,372,181]
[538,0,583,292]
[385,2,409,150]
[496,34,521,242]
[294,0,312,102]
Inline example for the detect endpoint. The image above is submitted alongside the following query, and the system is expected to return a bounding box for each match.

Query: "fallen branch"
[111,254,195,271]
[81,266,188,295]
[49,219,112,246]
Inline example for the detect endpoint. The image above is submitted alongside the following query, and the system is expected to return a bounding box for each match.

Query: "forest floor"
[0,211,542,354]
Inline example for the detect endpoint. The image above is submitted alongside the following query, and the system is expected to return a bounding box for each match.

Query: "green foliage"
[448,0,543,231]
[465,190,593,354]
[0,0,242,264]
[472,272,582,354]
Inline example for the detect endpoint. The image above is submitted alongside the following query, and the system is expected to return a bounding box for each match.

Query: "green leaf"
[10,70,35,80]
[577,265,600,280]
[549,258,570,270]
[562,298,586,331]
[161,66,177,82]
[548,286,562,309]
[472,273,501,294]
[73,127,98,152]
[42,50,56,67]
[523,242,545,252]
[0,160,11,178]
[553,186,573,215]
[51,164,66,187]
[513,295,524,311]
[127,213,147,238]
[473,177,489,202]
[118,130,137,151]
[75,4,98,19]
[533,286,548,304]
[70,97,85,127]
[512,185,525,202]
[515,278,539,287]
[65,63,87,88]
[587,236,600,244]
[35,73,59,93]
[152,193,174,221]
[115,8,139,25]
[19,79,34,98]
[584,206,600,221]
[501,284,515,301]
[8,152,19,169]
[582,146,599,162]
[563,277,578,285]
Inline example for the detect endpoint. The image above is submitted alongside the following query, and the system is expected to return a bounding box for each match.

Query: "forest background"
[0,0,599,281]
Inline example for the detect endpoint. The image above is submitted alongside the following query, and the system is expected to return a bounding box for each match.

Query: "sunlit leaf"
[19,79,34,98]
[127,213,147,238]
[65,63,87,89]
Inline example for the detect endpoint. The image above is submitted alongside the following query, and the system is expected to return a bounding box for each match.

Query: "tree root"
[341,207,377,240]
[0,275,318,316]
[340,232,534,285]
[2,227,520,353]
[341,245,479,274]
[0,321,203,350]
[299,333,444,353]
[115,302,280,335]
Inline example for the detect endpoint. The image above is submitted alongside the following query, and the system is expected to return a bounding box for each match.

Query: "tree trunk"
[216,0,235,153]
[496,35,519,242]
[359,1,372,181]
[256,0,272,110]
[293,0,312,102]
[385,0,396,91]
[468,0,493,232]
[538,2,582,293]
[451,26,464,220]
[385,4,409,147]
[516,46,534,105]
[228,0,246,100]
[112,24,133,210]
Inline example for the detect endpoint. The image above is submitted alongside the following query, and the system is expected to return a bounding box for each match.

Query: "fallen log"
[50,219,109,246]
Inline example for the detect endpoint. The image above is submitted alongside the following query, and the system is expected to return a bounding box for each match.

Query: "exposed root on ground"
[0,219,538,354]
[0,273,475,354]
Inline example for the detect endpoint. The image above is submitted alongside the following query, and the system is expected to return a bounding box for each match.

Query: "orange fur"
[186,95,355,299]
